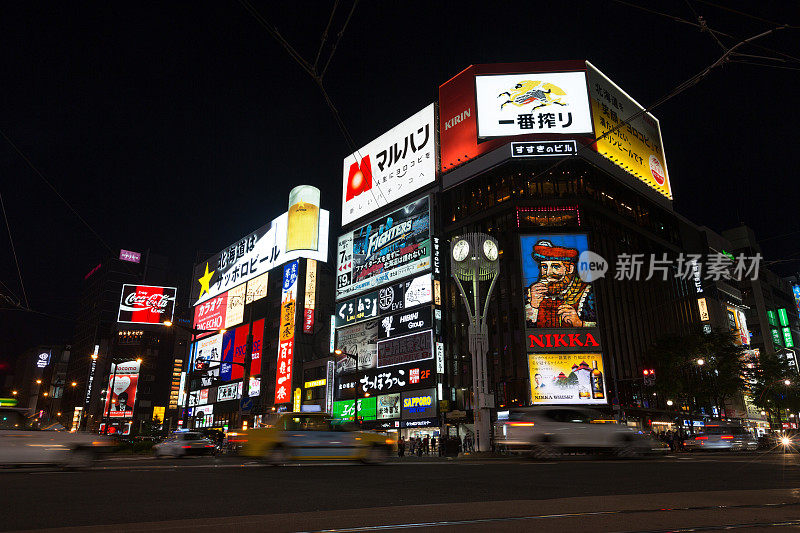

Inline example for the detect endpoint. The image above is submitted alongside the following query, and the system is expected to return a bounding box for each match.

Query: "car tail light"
[507,422,534,427]
[721,435,734,440]
[695,436,708,440]
[181,445,191,449]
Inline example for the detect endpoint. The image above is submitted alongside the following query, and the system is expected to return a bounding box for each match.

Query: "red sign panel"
[118,284,177,324]
[250,318,264,376]
[275,261,299,404]
[102,361,140,418]
[194,292,227,331]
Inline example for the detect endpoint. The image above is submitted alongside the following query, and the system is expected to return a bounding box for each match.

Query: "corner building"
[437,61,706,433]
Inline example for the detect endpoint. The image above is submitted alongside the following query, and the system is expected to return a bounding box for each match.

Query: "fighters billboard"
[336,197,431,300]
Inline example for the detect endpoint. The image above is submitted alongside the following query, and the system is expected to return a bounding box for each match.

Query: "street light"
[785,379,792,386]
[71,382,77,387]
[163,320,173,327]
[667,400,674,406]
[696,359,705,366]
[12,390,17,396]
[36,379,42,385]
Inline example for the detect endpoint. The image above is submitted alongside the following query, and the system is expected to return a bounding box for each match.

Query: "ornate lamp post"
[450,233,499,452]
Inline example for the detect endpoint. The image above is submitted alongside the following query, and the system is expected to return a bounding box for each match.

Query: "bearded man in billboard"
[525,240,596,328]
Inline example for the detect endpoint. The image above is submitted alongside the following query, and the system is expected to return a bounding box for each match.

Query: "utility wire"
[0,187,28,308]
[238,0,390,210]
[611,0,800,65]
[0,128,115,256]
[313,0,338,72]
[321,0,358,79]
[693,0,800,29]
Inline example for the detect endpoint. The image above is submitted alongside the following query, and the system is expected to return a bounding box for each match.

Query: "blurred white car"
[0,407,112,467]
[154,431,217,457]
[684,423,758,452]
[495,406,664,458]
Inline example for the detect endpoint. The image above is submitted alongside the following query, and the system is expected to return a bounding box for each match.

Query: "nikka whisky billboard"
[520,234,608,405]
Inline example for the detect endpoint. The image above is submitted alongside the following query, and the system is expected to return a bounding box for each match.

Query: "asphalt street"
[3,453,800,532]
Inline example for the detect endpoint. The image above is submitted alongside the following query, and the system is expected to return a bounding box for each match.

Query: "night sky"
[1,2,798,370]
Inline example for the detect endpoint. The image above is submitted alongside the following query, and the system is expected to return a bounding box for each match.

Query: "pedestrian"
[409,437,415,456]
[398,436,405,458]
[424,435,430,455]
[666,430,675,452]
[431,435,437,454]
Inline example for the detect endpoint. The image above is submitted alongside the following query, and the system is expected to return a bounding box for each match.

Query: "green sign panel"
[768,310,778,327]
[779,308,789,327]
[772,329,783,348]
[332,397,377,421]
[783,327,794,348]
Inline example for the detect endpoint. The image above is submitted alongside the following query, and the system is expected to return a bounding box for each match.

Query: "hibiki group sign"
[117,285,177,324]
[275,261,298,404]
[342,104,436,226]
[337,197,431,300]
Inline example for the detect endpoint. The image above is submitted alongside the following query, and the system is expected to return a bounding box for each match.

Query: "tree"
[745,350,800,428]
[644,329,748,417]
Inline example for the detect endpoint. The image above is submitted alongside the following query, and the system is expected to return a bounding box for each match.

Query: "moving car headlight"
[781,436,792,446]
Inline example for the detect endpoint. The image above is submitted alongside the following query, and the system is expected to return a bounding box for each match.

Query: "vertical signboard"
[325,360,335,414]
[102,360,141,418]
[304,259,317,333]
[224,283,247,329]
[275,261,299,404]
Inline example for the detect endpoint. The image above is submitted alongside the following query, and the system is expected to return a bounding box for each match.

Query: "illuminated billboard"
[401,388,437,421]
[336,359,436,400]
[304,259,317,333]
[586,62,671,200]
[118,285,177,324]
[336,197,431,300]
[334,274,432,328]
[341,104,436,226]
[475,72,593,138]
[103,360,141,418]
[376,329,433,368]
[274,261,299,404]
[334,319,378,374]
[528,353,607,405]
[520,234,596,331]
[224,283,246,329]
[191,189,329,306]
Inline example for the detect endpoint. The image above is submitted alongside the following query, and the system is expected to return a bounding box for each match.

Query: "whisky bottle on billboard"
[286,185,320,252]
[591,360,605,399]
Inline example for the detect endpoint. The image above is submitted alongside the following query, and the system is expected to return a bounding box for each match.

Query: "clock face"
[453,239,470,262]
[483,240,498,261]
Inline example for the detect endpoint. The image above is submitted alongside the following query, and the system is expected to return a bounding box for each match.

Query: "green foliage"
[745,350,800,421]
[645,329,748,414]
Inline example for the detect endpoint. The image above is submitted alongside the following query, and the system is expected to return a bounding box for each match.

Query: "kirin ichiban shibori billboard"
[341,104,436,227]
[117,284,177,325]
[336,197,431,300]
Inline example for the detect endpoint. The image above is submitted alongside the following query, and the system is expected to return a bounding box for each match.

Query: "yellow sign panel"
[587,62,672,200]
[225,283,247,329]
[528,353,607,405]
[697,297,710,321]
[304,379,326,388]
[293,387,302,413]
[152,406,165,423]
[245,272,268,304]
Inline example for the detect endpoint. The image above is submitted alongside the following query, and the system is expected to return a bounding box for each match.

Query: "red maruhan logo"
[345,156,372,201]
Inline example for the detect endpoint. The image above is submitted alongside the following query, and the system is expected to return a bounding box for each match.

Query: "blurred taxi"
[684,424,758,452]
[153,430,217,457]
[240,412,394,464]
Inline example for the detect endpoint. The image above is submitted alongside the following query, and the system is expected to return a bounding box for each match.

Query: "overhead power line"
[0,187,28,308]
[237,0,389,210]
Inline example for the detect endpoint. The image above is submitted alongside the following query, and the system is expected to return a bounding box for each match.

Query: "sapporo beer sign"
[336,197,431,300]
[117,284,177,324]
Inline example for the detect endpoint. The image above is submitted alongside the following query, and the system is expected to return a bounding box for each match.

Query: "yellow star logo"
[197,263,215,298]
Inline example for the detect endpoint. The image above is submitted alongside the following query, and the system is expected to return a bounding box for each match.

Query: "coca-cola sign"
[118,284,177,324]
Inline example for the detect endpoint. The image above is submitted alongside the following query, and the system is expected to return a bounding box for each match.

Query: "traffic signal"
[643,369,656,386]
